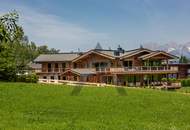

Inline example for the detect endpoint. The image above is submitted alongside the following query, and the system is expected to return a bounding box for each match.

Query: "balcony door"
[62,63,66,72]
[94,62,108,71]
[54,63,59,72]
[123,61,133,68]
[143,60,161,66]
[48,63,52,72]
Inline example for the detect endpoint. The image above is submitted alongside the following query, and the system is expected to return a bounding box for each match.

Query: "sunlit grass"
[0,82,190,130]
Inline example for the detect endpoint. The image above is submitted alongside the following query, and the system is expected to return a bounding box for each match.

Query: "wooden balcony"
[96,66,178,74]
[35,66,178,75]
[35,68,68,73]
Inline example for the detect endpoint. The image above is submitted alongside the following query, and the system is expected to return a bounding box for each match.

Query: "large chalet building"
[34,45,179,86]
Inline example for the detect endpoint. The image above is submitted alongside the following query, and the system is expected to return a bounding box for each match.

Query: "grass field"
[1,82,190,130]
[177,87,190,94]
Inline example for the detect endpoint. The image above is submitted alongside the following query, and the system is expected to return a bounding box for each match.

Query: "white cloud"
[18,8,110,51]
[0,4,109,52]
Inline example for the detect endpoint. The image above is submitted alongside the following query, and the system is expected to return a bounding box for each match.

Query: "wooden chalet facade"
[34,46,179,86]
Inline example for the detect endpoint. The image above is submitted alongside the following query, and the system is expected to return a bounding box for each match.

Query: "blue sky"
[1,0,190,51]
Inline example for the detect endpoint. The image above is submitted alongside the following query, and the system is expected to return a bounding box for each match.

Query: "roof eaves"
[72,49,115,62]
[120,49,152,59]
[140,51,178,60]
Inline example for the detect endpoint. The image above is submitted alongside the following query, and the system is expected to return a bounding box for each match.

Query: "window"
[55,63,58,68]
[73,63,77,68]
[58,76,61,80]
[50,76,54,80]
[123,61,132,67]
[48,63,51,68]
[62,63,66,68]
[94,62,108,68]
[43,76,47,79]
[62,76,66,80]
[48,63,52,72]
[74,76,78,81]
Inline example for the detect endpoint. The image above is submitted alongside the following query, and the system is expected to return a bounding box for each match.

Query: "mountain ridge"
[143,42,190,57]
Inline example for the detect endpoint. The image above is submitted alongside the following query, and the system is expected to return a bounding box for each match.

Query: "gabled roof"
[33,47,178,63]
[34,53,80,63]
[139,51,178,60]
[72,49,115,62]
[120,48,153,59]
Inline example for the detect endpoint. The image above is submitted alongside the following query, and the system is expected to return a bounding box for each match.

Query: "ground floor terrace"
[37,72,178,87]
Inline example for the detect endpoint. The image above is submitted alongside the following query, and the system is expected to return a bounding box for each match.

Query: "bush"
[168,78,177,83]
[16,73,38,83]
[181,79,190,87]
[181,80,186,87]
[161,78,167,82]
[186,79,190,87]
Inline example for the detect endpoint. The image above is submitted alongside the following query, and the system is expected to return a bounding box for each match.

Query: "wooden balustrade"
[97,66,177,73]
[35,68,68,73]
[35,66,177,74]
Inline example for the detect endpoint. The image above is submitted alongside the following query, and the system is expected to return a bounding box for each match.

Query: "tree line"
[0,11,59,81]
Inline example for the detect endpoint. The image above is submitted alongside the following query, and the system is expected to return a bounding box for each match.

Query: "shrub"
[161,78,167,82]
[186,79,190,87]
[16,73,38,83]
[168,78,177,83]
[181,79,190,87]
[181,80,186,87]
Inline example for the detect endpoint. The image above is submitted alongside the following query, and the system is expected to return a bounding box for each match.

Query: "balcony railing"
[35,68,68,73]
[35,66,178,74]
[96,66,178,73]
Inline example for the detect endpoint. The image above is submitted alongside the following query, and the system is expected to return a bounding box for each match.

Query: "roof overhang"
[140,51,178,60]
[72,50,115,62]
[120,49,152,60]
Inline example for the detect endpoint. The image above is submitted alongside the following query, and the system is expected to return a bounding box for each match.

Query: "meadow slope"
[0,82,190,130]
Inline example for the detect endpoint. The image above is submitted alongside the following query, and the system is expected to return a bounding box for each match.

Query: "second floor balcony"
[96,66,178,74]
[35,66,178,74]
[35,68,68,73]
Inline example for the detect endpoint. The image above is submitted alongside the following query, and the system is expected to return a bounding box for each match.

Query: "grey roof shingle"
[34,48,169,62]
[34,53,80,62]
[139,51,178,60]
[95,49,140,57]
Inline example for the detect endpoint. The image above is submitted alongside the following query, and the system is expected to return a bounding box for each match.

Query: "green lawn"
[0,82,190,130]
[177,87,190,94]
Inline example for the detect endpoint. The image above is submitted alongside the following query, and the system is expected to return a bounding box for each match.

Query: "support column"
[167,59,169,70]
[113,74,118,85]
[147,74,150,87]
[140,74,144,86]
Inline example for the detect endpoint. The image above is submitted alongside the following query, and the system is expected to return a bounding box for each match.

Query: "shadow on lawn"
[116,87,127,96]
[70,86,83,96]
[70,85,127,96]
